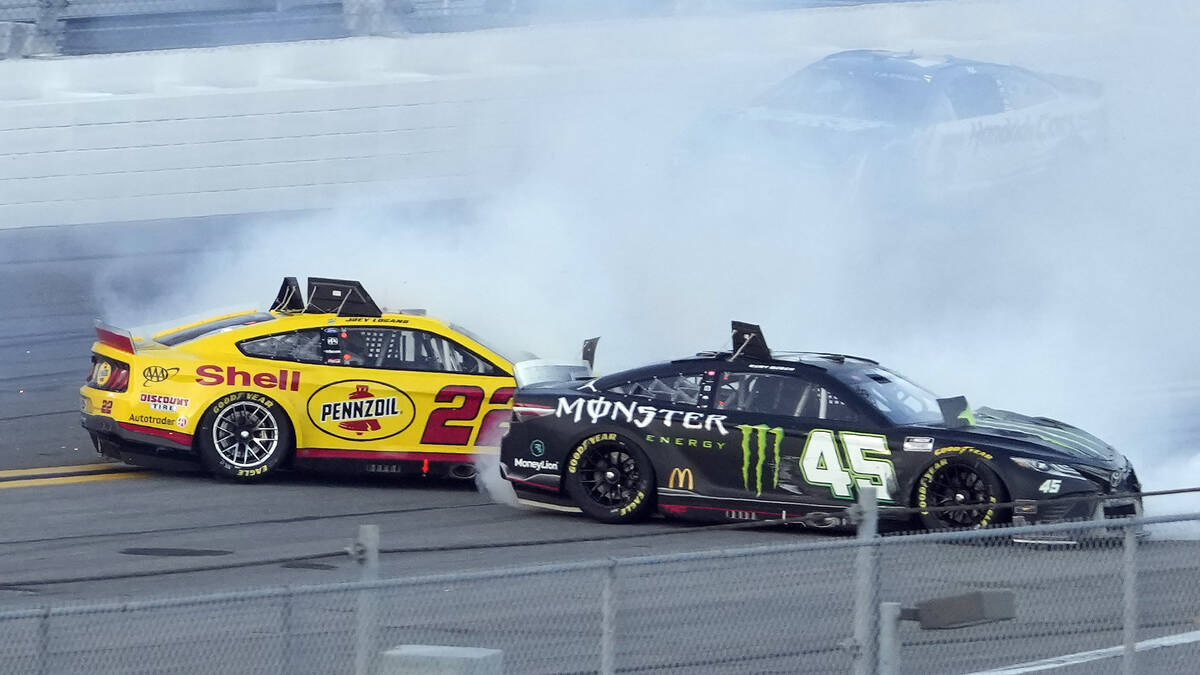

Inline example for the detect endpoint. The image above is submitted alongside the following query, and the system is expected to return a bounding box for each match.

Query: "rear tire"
[564,432,655,524]
[196,392,293,482]
[915,457,1009,530]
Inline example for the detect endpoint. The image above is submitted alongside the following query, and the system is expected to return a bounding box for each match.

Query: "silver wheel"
[212,400,279,468]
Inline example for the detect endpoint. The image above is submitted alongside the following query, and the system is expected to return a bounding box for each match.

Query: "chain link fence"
[0,0,926,56]
[3,502,1200,674]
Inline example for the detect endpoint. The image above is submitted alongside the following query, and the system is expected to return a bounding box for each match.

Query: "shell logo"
[306,380,416,442]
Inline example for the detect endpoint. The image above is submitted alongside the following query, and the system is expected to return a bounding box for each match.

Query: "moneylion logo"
[668,467,693,490]
[737,424,783,497]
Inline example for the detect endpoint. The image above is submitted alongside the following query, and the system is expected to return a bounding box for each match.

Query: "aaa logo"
[737,424,783,497]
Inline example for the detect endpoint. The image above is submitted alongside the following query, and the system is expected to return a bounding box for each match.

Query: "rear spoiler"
[513,337,599,388]
[95,321,136,354]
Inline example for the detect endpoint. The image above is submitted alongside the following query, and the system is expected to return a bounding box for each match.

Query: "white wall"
[0,0,1119,229]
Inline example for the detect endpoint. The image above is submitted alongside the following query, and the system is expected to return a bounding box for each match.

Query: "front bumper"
[1010,493,1144,545]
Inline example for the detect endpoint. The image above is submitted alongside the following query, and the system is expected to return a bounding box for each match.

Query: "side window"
[993,71,1058,110]
[238,329,324,364]
[606,373,704,406]
[945,71,1006,118]
[716,372,862,423]
[338,327,499,374]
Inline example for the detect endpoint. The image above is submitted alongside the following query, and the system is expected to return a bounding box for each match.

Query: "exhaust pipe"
[449,463,477,480]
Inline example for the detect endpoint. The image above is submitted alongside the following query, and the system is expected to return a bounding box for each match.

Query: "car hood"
[958,407,1121,465]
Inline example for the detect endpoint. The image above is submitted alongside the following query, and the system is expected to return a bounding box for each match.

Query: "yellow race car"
[80,278,518,481]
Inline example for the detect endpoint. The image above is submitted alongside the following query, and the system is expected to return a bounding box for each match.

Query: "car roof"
[815,49,994,81]
[596,351,881,385]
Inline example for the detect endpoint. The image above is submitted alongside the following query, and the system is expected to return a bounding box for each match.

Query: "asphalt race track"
[4,221,1200,674]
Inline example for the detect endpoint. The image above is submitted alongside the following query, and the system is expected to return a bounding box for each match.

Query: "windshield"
[156,312,275,346]
[831,367,943,425]
[757,65,934,124]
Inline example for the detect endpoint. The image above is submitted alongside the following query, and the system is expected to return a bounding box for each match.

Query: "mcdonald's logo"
[668,467,694,490]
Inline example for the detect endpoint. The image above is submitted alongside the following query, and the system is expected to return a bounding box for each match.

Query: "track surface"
[3,220,1200,675]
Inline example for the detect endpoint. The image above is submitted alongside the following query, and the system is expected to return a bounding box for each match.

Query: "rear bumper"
[82,412,199,469]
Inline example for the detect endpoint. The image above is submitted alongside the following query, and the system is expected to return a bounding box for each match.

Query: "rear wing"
[513,337,599,388]
[270,276,383,318]
[95,321,136,354]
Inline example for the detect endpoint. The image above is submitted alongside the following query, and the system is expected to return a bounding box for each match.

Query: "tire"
[563,432,656,524]
[915,457,1009,530]
[196,392,293,481]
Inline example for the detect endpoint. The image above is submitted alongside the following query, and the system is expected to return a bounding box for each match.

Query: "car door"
[596,366,728,496]
[713,368,899,506]
[922,66,1012,187]
[305,325,513,455]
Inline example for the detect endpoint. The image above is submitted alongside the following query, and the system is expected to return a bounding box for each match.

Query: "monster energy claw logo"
[737,424,783,497]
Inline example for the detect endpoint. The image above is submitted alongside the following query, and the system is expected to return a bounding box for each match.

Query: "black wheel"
[196,392,293,481]
[564,432,655,524]
[915,457,1009,530]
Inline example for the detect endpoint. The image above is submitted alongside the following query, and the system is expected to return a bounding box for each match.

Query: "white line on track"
[965,629,1200,674]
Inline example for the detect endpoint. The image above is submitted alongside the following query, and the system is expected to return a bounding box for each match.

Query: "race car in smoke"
[703,49,1105,198]
[80,277,517,481]
[500,322,1141,533]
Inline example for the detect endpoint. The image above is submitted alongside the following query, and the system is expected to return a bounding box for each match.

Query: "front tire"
[564,433,655,524]
[196,392,293,481]
[915,457,1009,530]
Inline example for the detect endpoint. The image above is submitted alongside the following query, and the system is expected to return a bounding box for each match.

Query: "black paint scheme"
[500,351,1141,529]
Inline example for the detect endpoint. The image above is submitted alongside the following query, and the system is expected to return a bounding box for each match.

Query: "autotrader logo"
[737,424,783,497]
[668,467,693,490]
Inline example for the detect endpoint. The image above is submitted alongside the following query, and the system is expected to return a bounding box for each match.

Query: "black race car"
[499,323,1141,532]
[696,50,1105,201]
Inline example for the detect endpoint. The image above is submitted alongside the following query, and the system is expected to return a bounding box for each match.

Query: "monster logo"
[737,424,783,497]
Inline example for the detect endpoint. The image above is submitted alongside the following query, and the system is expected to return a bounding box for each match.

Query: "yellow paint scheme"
[80,311,516,459]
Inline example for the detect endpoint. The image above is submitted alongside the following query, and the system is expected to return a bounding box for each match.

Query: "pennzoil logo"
[306,380,415,442]
[668,467,694,490]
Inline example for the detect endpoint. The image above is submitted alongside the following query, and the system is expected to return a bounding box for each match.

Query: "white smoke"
[94,1,1200,522]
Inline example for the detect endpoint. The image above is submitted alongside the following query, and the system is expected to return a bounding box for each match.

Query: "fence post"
[600,559,617,675]
[32,0,65,55]
[1122,521,1138,675]
[353,524,381,675]
[280,586,294,675]
[851,487,879,675]
[37,606,50,675]
[877,601,901,675]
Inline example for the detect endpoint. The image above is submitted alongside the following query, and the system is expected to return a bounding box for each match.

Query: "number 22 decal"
[420,385,515,447]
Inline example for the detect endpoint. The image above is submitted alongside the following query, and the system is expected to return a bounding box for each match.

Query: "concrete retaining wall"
[0,0,1115,229]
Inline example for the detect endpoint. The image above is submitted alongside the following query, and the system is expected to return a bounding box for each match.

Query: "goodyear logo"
[306,380,415,442]
[668,467,694,490]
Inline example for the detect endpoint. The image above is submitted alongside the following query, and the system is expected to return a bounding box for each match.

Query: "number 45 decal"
[800,430,897,502]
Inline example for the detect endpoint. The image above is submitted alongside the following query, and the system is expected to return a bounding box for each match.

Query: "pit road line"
[0,463,134,479]
[966,629,1200,674]
[0,472,150,489]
